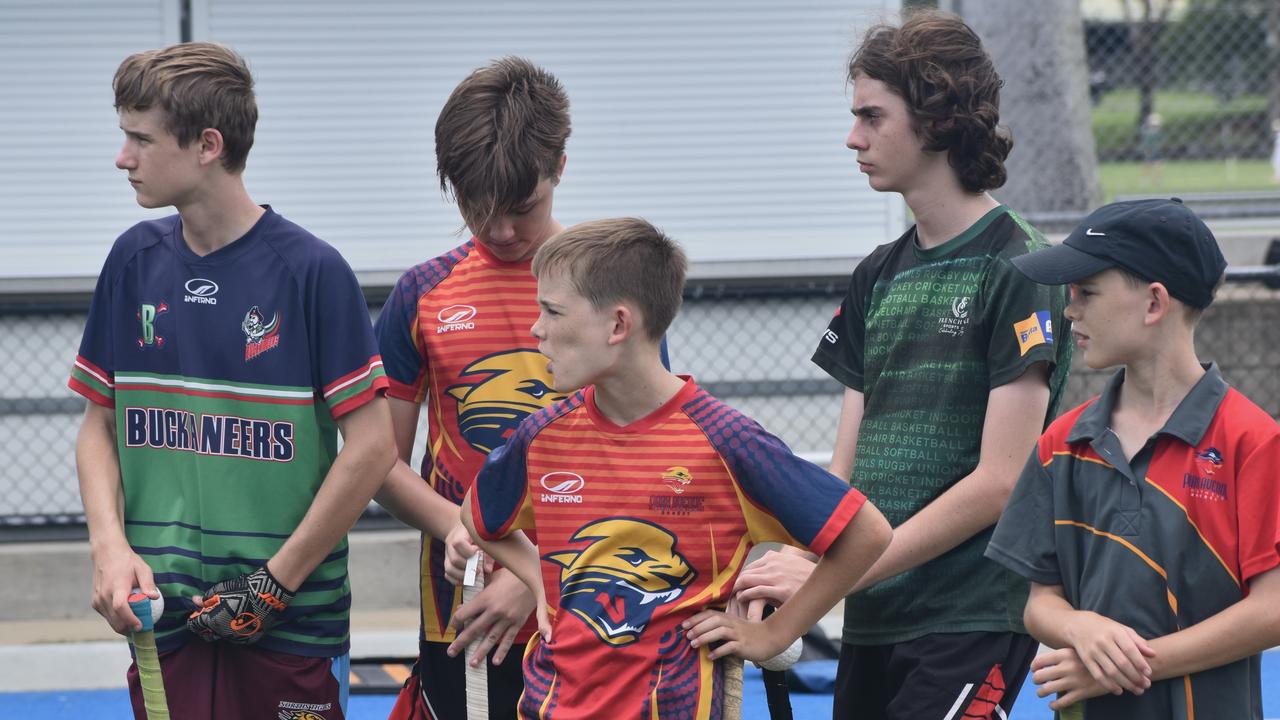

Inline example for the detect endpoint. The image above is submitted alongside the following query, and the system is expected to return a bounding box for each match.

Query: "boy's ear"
[554,153,567,185]
[606,304,634,346]
[197,127,225,167]
[1143,282,1173,326]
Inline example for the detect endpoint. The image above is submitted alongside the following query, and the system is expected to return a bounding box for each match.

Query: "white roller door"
[0,0,180,280]
[2,0,904,282]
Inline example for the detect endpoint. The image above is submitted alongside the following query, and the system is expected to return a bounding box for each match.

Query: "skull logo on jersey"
[241,306,282,361]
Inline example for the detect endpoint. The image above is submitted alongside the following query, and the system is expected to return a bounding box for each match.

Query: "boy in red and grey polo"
[987,198,1280,719]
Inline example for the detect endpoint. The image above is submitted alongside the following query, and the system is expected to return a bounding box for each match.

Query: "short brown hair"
[532,218,686,340]
[1114,266,1222,325]
[113,42,257,173]
[435,57,571,232]
[850,10,1011,193]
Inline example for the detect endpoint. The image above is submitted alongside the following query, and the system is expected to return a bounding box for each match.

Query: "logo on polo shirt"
[541,471,585,503]
[1184,447,1227,501]
[1014,310,1055,356]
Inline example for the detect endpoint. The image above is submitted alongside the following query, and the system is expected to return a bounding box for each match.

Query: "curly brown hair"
[850,10,1011,193]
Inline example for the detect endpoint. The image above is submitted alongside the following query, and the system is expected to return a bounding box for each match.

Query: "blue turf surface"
[4,654,1278,718]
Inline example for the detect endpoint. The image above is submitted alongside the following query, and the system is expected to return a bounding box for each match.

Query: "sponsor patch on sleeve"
[1013,310,1054,356]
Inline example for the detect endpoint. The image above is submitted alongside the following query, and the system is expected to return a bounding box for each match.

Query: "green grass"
[1093,89,1266,138]
[1092,89,1268,160]
[1098,159,1277,201]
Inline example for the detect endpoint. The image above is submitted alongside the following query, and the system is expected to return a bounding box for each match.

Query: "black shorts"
[832,631,1038,720]
[390,639,526,720]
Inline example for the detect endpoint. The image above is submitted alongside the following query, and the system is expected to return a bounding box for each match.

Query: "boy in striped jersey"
[462,218,893,719]
[374,57,572,719]
[70,42,396,719]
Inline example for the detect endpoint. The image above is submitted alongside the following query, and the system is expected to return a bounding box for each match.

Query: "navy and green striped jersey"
[813,205,1072,645]
[69,207,387,656]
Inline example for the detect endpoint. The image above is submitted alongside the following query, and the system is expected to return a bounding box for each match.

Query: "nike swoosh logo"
[1085,228,1106,236]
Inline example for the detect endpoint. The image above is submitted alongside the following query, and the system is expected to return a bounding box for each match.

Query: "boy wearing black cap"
[987,198,1280,719]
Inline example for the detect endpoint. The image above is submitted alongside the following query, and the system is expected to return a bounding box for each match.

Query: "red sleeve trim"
[329,377,389,419]
[386,377,422,403]
[1240,554,1280,592]
[808,488,868,556]
[323,356,384,397]
[68,377,114,408]
[74,356,113,387]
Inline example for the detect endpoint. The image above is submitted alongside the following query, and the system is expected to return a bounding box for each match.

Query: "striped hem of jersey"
[113,371,314,404]
[69,356,115,406]
[134,542,349,569]
[327,362,389,418]
[126,518,291,539]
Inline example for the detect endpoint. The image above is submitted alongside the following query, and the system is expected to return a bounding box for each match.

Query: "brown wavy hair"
[850,10,1011,193]
[435,57,571,233]
[113,43,256,173]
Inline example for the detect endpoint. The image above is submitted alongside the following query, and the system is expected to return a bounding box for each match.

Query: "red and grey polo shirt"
[987,364,1280,719]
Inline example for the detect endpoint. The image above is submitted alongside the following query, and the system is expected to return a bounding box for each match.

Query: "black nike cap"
[1011,198,1227,309]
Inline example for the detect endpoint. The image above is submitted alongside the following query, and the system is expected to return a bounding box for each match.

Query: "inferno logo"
[445,349,568,454]
[546,518,695,647]
[436,304,477,333]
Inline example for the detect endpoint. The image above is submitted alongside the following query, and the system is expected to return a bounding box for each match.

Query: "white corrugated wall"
[3,0,903,281]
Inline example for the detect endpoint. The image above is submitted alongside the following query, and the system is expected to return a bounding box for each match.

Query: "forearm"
[1024,584,1081,649]
[374,460,464,538]
[269,401,396,590]
[851,469,1006,591]
[1147,592,1280,681]
[76,404,128,553]
[767,504,891,644]
[461,494,543,602]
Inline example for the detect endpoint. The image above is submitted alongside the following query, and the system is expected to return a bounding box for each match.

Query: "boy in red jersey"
[373,57,572,718]
[461,217,893,719]
[987,199,1280,719]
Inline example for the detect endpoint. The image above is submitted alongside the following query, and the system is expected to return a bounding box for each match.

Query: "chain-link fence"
[1084,1,1278,177]
[3,270,1278,534]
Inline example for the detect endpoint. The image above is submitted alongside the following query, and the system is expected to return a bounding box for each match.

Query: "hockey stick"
[462,552,488,720]
[128,592,170,720]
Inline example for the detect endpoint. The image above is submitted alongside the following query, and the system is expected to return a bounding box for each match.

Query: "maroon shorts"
[127,639,348,720]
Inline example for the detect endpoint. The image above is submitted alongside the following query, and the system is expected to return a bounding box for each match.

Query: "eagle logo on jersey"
[445,349,568,454]
[241,306,282,361]
[661,466,693,494]
[546,518,696,647]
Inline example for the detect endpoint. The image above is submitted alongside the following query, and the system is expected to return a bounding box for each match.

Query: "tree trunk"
[962,0,1102,218]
